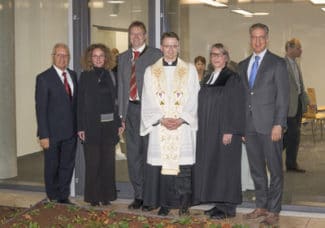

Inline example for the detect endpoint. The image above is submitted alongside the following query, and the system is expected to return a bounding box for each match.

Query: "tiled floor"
[1,189,325,227]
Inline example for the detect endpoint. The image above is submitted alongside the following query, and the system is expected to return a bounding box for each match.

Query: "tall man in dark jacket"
[118,21,162,210]
[35,43,78,204]
[238,23,289,226]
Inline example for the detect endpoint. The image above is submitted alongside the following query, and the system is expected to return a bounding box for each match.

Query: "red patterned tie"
[62,71,72,99]
[129,51,140,100]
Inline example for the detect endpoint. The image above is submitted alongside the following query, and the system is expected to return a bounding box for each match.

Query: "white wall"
[187,3,325,104]
[15,0,69,156]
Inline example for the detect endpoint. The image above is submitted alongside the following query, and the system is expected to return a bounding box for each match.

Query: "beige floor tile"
[0,189,46,208]
[306,218,325,228]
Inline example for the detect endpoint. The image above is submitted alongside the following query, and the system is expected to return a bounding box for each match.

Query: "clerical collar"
[163,58,177,66]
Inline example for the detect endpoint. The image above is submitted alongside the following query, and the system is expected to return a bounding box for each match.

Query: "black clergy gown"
[192,67,245,205]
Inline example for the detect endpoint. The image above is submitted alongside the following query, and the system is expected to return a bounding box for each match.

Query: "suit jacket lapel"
[51,66,74,102]
[253,50,270,88]
[242,57,251,88]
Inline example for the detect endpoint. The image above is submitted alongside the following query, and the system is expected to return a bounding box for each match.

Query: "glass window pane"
[164,0,325,208]
[89,0,149,184]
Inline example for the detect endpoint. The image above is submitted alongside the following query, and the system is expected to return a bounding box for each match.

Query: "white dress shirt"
[247,48,267,81]
[53,65,74,95]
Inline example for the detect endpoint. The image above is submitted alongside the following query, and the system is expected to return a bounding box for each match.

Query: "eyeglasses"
[92,55,105,59]
[162,45,179,49]
[250,35,267,41]
[53,54,69,58]
[210,52,224,58]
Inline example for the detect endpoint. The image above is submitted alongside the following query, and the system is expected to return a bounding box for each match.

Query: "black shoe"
[204,206,218,216]
[158,207,170,216]
[59,199,74,205]
[101,201,111,206]
[142,206,155,211]
[287,167,306,173]
[179,207,190,216]
[90,202,100,206]
[128,199,143,209]
[210,210,235,220]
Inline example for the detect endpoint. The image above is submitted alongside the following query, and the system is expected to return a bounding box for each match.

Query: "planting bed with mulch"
[0,201,251,228]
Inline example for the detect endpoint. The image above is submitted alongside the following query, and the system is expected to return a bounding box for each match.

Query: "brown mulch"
[0,205,26,225]
[0,201,249,228]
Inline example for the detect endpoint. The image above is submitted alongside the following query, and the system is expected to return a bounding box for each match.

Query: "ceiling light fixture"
[107,0,125,3]
[253,12,269,16]
[231,9,253,16]
[89,1,104,8]
[310,0,325,4]
[200,0,227,8]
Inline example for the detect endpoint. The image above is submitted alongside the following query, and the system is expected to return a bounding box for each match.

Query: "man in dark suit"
[238,23,289,226]
[118,21,162,210]
[283,38,309,173]
[35,43,78,204]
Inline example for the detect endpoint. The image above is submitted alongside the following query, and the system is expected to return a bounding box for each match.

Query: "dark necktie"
[62,71,72,99]
[248,55,260,89]
[129,51,140,100]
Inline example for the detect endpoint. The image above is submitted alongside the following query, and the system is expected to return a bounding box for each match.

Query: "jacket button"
[250,91,254,95]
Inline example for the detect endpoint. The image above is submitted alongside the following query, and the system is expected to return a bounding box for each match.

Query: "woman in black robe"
[77,44,120,206]
[192,43,245,219]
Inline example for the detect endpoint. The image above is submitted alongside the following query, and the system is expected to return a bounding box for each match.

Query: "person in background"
[283,38,309,173]
[77,43,120,206]
[118,21,162,210]
[192,43,245,219]
[194,55,207,82]
[35,43,77,204]
[141,32,200,216]
[111,47,119,75]
[238,23,289,226]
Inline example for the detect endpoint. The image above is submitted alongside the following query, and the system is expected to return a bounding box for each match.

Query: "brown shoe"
[260,212,279,226]
[243,208,268,219]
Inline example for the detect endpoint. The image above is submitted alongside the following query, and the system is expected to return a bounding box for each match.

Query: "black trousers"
[143,165,192,209]
[44,136,77,201]
[83,123,117,203]
[283,97,302,169]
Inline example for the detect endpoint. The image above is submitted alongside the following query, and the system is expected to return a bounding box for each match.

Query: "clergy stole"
[151,58,189,175]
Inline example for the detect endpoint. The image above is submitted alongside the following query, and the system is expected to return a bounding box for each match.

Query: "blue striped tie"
[249,55,260,89]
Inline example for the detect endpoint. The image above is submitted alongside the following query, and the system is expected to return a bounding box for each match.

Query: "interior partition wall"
[0,0,17,179]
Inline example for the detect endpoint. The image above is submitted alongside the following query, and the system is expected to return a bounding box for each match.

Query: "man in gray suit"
[283,38,309,173]
[238,23,289,226]
[118,21,162,210]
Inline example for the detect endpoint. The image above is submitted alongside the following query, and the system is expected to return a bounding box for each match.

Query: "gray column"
[0,0,17,179]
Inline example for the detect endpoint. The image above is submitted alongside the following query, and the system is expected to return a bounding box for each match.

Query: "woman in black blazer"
[78,43,120,206]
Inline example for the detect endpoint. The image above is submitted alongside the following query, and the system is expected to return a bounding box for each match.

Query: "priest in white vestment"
[140,32,199,216]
